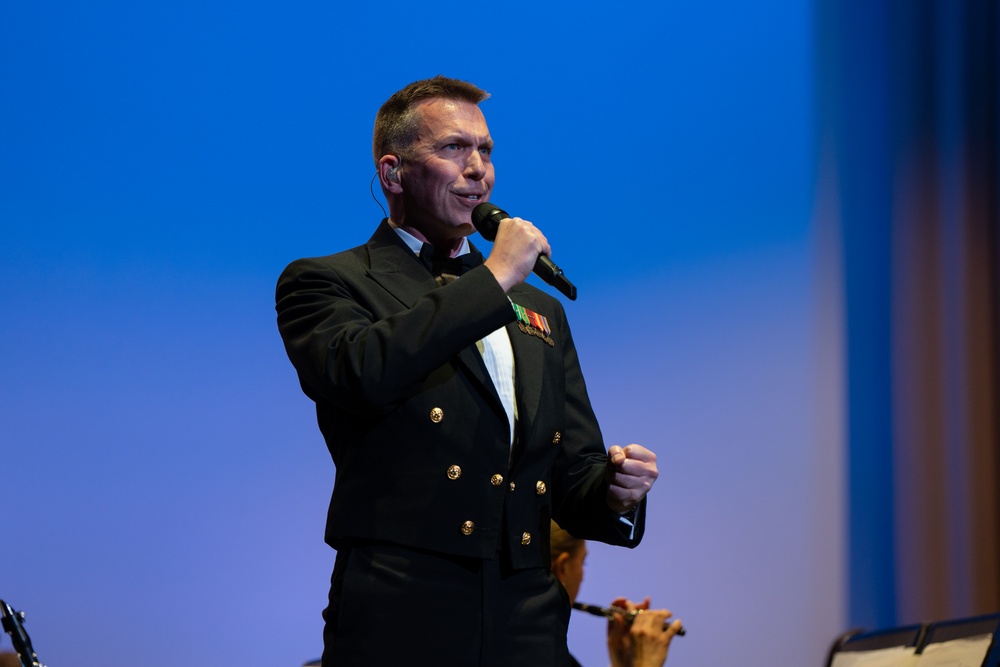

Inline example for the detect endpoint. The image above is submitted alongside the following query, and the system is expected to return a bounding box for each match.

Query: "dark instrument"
[0,599,46,667]
[572,601,686,636]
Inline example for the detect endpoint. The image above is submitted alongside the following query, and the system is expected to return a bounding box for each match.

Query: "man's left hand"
[605,444,658,514]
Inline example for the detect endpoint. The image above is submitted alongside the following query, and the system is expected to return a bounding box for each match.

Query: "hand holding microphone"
[472,203,578,300]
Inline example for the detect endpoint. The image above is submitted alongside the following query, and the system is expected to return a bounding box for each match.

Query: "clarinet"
[1,599,46,667]
[572,601,687,636]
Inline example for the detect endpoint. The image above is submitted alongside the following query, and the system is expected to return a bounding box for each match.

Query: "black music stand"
[920,612,1000,667]
[825,623,927,667]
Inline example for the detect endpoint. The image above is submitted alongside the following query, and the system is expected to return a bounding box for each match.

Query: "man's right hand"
[483,215,551,292]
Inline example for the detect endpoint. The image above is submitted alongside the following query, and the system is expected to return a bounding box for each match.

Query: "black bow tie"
[418,243,484,280]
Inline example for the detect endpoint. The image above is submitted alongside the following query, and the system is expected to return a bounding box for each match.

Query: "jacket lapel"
[507,287,545,445]
[364,220,437,307]
[363,221,505,414]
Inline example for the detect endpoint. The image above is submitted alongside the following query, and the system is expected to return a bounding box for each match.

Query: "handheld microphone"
[471,202,577,300]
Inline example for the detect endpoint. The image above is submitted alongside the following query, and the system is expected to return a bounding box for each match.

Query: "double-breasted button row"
[503,480,547,494]
[446,466,506,486]
[430,407,444,423]
[460,520,474,536]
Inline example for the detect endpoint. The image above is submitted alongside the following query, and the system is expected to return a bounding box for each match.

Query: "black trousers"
[321,541,572,666]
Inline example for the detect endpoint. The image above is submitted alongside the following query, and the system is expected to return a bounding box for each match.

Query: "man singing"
[275,75,659,666]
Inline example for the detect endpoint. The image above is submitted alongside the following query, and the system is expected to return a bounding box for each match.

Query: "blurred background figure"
[550,520,683,667]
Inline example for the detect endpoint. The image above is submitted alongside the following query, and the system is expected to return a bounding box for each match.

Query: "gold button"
[509,482,516,492]
[490,473,504,486]
[535,481,547,495]
[447,465,462,480]
[521,532,531,545]
[430,407,444,423]
[552,431,562,445]
[460,520,475,536]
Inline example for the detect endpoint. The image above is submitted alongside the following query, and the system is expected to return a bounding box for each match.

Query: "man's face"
[397,98,494,245]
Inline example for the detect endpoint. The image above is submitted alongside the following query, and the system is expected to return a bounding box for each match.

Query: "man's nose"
[465,151,487,179]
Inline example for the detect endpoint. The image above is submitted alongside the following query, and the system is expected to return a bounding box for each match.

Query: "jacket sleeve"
[275,255,514,413]
[545,297,647,548]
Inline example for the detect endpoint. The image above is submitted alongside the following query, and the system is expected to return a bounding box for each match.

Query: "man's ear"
[377,155,403,193]
[552,551,570,582]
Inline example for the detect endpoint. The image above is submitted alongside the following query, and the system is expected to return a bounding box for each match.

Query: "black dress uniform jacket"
[275,220,645,568]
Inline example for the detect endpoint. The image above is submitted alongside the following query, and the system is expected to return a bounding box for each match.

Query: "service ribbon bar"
[511,302,554,347]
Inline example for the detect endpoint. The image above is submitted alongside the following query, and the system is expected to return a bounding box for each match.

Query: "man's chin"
[445,219,476,237]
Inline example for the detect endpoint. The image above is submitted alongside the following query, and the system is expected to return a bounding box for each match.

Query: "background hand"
[607,596,647,667]
[606,596,681,667]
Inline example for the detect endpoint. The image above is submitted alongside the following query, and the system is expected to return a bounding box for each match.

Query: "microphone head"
[471,202,509,241]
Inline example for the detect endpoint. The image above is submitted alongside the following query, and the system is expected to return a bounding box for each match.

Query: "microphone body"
[471,202,578,300]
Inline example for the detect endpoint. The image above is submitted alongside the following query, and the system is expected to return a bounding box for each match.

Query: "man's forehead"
[415,98,491,138]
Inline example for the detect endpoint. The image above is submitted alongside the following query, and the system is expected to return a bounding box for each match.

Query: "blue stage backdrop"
[0,1,835,665]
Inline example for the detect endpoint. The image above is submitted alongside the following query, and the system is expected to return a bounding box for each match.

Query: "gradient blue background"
[1,1,833,665]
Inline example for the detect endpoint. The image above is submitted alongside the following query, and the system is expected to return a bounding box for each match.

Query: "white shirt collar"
[390,223,470,257]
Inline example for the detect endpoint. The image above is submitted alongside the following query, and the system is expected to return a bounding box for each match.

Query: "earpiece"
[383,155,403,184]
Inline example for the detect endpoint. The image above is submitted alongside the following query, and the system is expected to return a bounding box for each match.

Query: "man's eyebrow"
[437,133,493,146]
